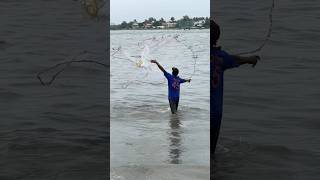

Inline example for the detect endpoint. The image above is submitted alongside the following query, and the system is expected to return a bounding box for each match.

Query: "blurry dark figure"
[211,19,260,158]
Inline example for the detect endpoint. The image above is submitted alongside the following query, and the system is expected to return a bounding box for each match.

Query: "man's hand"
[232,55,260,68]
[150,59,165,72]
[249,55,260,68]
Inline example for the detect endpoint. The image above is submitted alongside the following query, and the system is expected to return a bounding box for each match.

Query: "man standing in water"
[211,19,260,157]
[151,60,191,114]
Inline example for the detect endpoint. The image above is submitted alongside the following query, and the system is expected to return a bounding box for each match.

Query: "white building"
[156,26,165,29]
[132,22,139,29]
[166,22,177,28]
[193,20,205,28]
[144,23,152,29]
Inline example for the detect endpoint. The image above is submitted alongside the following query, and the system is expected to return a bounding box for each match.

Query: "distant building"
[156,26,165,29]
[144,23,153,29]
[132,22,139,29]
[166,22,177,28]
[193,20,205,28]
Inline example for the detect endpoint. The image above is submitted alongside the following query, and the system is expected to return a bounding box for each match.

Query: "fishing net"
[236,0,275,55]
[111,34,199,88]
[36,0,108,86]
[80,0,107,18]
[37,50,108,86]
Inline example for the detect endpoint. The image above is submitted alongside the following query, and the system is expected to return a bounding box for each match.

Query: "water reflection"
[168,113,184,164]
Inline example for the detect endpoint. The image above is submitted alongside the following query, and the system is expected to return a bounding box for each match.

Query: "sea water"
[110,29,210,179]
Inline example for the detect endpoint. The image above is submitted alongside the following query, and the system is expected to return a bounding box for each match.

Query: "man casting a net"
[211,19,260,157]
[151,60,191,114]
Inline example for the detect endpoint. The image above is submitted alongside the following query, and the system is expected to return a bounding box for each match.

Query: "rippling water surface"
[110,29,210,179]
[0,1,108,179]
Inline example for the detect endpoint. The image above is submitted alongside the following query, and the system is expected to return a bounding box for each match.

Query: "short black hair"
[210,19,220,46]
[172,67,179,76]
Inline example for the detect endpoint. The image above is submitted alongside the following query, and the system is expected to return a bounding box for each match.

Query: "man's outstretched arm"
[231,55,260,67]
[181,79,191,83]
[150,60,165,73]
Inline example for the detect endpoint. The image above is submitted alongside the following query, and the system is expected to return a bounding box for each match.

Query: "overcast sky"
[111,0,210,24]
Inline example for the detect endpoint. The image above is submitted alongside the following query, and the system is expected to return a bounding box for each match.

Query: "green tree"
[153,20,161,27]
[178,15,193,29]
[204,17,210,28]
[148,17,155,23]
[183,15,190,21]
[120,21,128,29]
[127,21,134,29]
[170,17,175,22]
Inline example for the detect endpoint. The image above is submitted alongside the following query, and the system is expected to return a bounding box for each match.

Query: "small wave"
[30,127,61,133]
[0,40,10,50]
[79,104,108,111]
[111,165,209,180]
[0,91,23,102]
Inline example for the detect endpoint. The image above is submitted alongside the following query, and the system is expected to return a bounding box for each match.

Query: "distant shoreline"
[111,16,210,31]
[110,28,209,31]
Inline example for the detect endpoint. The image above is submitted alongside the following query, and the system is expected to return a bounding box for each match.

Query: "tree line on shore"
[111,16,210,30]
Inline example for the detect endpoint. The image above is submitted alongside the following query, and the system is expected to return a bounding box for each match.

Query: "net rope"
[236,0,275,55]
[110,34,199,88]
[37,50,108,86]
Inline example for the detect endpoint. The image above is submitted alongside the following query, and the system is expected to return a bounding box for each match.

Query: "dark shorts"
[168,97,179,114]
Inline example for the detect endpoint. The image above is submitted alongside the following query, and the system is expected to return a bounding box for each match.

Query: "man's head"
[172,67,179,76]
[211,19,220,46]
